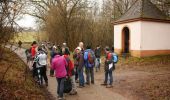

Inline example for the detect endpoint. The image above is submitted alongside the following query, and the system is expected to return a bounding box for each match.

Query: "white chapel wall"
[141,21,170,50]
[114,21,142,50]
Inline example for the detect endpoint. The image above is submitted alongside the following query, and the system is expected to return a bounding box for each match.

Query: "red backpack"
[88,51,95,64]
[64,55,74,76]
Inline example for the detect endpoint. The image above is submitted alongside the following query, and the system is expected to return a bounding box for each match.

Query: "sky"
[16,15,37,28]
[16,0,103,28]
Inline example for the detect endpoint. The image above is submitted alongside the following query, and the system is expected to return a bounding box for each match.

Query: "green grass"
[117,54,170,65]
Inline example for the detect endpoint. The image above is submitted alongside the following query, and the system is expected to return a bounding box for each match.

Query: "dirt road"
[11,46,127,100]
[11,46,170,100]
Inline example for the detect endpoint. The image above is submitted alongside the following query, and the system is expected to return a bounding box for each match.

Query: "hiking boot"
[69,91,77,95]
[91,82,94,84]
[76,80,79,83]
[86,82,90,85]
[78,85,84,88]
[58,97,63,100]
[106,85,113,88]
[101,83,107,86]
[45,83,48,87]
[50,75,55,77]
[58,97,65,100]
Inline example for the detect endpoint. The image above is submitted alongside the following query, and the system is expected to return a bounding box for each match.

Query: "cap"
[76,47,81,51]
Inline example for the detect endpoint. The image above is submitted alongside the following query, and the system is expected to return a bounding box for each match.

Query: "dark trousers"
[75,66,78,81]
[37,66,48,85]
[104,70,113,85]
[85,67,94,84]
[50,68,54,76]
[32,62,37,78]
[78,68,84,86]
[57,77,66,98]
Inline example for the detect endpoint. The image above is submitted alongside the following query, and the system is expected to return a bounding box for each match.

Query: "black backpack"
[64,78,72,93]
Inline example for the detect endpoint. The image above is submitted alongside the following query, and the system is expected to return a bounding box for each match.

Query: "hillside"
[0,48,52,100]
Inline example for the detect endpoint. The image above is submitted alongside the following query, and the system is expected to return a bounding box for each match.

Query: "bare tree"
[0,0,25,82]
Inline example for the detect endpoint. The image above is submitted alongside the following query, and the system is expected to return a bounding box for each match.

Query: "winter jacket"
[77,52,84,70]
[105,52,115,71]
[35,51,47,68]
[95,48,101,58]
[52,55,68,78]
[31,45,37,58]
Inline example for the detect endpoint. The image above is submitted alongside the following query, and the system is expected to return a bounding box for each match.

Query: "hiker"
[50,45,57,77]
[18,40,22,48]
[101,46,115,88]
[63,48,77,95]
[73,42,84,83]
[95,45,101,72]
[62,42,70,55]
[41,44,48,54]
[31,41,37,59]
[25,48,32,67]
[34,46,48,86]
[57,45,63,56]
[52,52,68,100]
[31,41,38,78]
[75,47,85,88]
[79,42,84,52]
[84,45,95,85]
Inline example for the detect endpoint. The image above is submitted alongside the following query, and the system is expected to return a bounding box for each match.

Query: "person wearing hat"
[41,43,48,54]
[62,42,70,55]
[31,41,38,78]
[75,47,85,88]
[73,42,84,83]
[101,46,114,88]
[34,46,48,86]
[49,45,57,77]
[51,51,68,100]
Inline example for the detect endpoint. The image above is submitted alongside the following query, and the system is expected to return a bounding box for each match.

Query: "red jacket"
[31,45,37,58]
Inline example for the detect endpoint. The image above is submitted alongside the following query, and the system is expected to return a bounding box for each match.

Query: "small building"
[114,0,170,57]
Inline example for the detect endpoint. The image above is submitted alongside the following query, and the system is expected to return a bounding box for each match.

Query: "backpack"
[25,49,32,58]
[64,78,72,93]
[112,53,118,64]
[88,51,95,64]
[64,55,74,76]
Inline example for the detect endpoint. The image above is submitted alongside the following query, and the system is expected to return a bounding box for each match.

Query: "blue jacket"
[84,49,95,68]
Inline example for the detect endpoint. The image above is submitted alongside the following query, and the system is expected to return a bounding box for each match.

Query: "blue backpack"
[84,50,95,67]
[112,53,118,63]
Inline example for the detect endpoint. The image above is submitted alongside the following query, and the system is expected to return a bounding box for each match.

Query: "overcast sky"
[16,0,103,28]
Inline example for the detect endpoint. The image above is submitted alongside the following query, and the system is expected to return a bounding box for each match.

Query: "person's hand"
[66,76,68,79]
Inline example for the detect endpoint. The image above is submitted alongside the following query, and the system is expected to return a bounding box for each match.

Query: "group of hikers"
[25,41,118,100]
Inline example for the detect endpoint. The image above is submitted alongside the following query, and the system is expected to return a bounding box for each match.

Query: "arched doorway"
[122,27,130,54]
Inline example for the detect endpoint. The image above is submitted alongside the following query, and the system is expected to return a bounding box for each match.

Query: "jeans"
[57,77,66,98]
[95,58,100,72]
[85,67,94,84]
[78,68,84,86]
[104,70,113,85]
